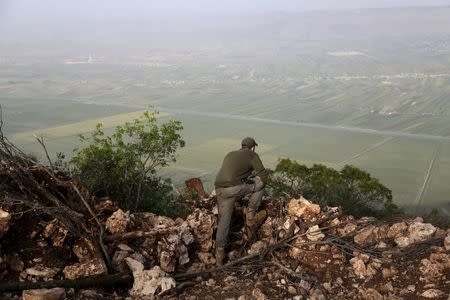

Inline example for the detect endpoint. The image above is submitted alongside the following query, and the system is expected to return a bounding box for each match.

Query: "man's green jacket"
[215,149,268,188]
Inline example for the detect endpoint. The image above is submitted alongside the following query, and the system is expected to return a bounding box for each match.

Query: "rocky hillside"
[1,136,450,300]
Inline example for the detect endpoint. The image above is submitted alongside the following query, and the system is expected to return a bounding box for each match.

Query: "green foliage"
[268,158,401,218]
[71,110,185,215]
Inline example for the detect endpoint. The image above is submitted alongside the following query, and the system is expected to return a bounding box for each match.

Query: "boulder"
[381,267,398,278]
[73,238,98,262]
[408,222,436,243]
[394,236,411,248]
[125,257,176,297]
[286,197,321,220]
[419,253,450,283]
[63,258,107,280]
[354,224,389,246]
[349,254,378,280]
[248,241,267,255]
[42,222,68,247]
[306,225,325,241]
[62,237,108,279]
[137,213,175,230]
[158,249,176,273]
[337,222,357,237]
[105,209,130,234]
[22,288,66,300]
[354,225,376,246]
[259,217,276,243]
[186,208,216,252]
[156,232,189,272]
[421,289,445,298]
[387,222,408,238]
[0,208,11,237]
[25,266,59,280]
[395,222,437,248]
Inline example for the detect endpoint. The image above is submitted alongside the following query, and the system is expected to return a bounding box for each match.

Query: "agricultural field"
[2,6,450,215]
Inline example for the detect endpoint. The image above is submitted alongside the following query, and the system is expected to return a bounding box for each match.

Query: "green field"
[7,110,450,215]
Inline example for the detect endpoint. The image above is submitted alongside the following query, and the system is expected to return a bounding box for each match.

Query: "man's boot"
[215,247,225,266]
[244,208,267,240]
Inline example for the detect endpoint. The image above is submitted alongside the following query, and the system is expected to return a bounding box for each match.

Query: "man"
[214,137,268,266]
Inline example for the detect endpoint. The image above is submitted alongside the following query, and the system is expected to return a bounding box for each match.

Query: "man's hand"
[242,178,255,185]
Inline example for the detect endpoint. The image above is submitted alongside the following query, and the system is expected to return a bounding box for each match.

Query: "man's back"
[215,149,267,188]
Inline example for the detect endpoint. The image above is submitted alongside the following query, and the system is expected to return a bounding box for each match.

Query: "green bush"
[268,158,401,218]
[71,110,186,215]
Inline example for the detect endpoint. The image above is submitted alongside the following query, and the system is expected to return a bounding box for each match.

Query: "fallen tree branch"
[104,227,178,242]
[270,259,317,282]
[158,281,196,297]
[71,183,111,269]
[34,135,53,168]
[0,273,132,292]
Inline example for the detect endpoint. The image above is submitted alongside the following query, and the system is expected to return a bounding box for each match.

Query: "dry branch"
[104,227,178,242]
[0,273,132,292]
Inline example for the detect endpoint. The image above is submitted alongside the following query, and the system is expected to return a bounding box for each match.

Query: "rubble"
[0,133,449,299]
[286,197,321,220]
[24,266,59,280]
[354,224,388,246]
[43,222,69,247]
[125,257,176,297]
[419,252,450,283]
[349,254,378,280]
[105,209,130,234]
[62,238,108,280]
[306,225,325,241]
[22,288,66,300]
[421,289,446,298]
[387,222,408,238]
[409,222,437,242]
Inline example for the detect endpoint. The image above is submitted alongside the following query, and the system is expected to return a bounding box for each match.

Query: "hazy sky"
[2,0,450,24]
[2,0,450,47]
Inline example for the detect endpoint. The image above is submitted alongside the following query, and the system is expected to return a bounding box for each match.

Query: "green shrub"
[268,158,401,218]
[71,110,185,215]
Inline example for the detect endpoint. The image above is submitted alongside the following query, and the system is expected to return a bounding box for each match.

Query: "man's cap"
[241,137,258,148]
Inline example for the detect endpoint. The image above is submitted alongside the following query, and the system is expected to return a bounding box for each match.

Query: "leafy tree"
[71,110,185,214]
[268,158,309,197]
[268,158,400,218]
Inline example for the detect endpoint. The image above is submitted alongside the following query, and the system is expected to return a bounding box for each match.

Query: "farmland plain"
[2,7,450,215]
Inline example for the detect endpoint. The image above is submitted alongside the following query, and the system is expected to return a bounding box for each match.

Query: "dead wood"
[104,227,178,242]
[0,273,132,292]
[158,281,196,297]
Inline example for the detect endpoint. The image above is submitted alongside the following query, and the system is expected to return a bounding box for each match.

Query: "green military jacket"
[215,149,268,188]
